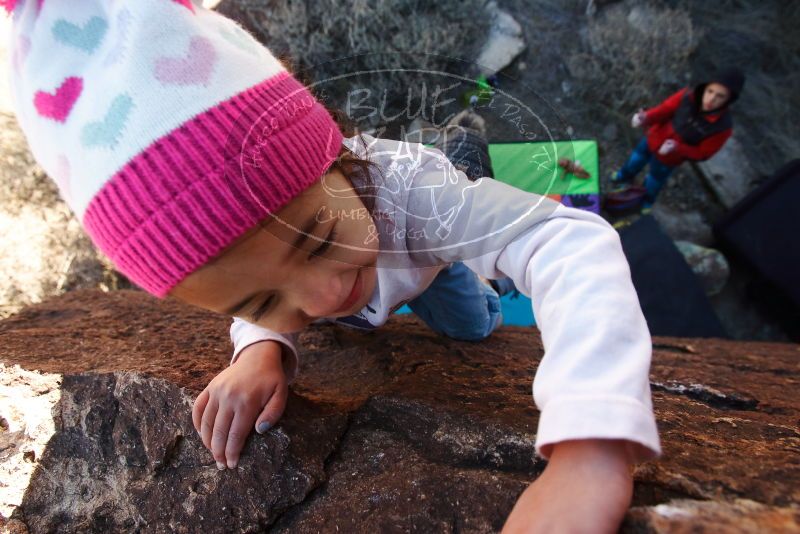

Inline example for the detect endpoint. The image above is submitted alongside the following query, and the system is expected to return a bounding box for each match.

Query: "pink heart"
[154,36,216,86]
[0,0,44,15]
[170,0,195,13]
[34,76,83,123]
[1,0,19,15]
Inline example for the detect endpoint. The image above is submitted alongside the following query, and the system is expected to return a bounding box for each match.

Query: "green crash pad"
[397,139,600,325]
[489,140,601,214]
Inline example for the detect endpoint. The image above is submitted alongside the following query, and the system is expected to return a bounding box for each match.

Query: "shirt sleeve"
[401,144,661,462]
[675,128,732,161]
[230,317,300,383]
[462,206,661,462]
[644,88,687,125]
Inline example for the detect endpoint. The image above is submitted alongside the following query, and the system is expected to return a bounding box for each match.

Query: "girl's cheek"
[257,309,311,334]
[330,221,377,264]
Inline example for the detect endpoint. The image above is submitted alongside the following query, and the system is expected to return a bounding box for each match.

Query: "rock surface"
[650,204,714,246]
[0,365,60,523]
[695,136,759,210]
[475,1,526,77]
[0,289,798,532]
[674,240,730,296]
[624,499,800,534]
[0,111,129,320]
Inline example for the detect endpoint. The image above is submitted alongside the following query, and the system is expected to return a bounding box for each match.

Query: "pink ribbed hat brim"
[83,72,344,297]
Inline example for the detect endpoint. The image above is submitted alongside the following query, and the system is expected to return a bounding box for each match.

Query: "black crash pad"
[713,159,800,310]
[618,215,727,338]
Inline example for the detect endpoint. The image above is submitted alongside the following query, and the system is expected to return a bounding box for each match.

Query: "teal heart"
[81,94,134,148]
[53,16,108,53]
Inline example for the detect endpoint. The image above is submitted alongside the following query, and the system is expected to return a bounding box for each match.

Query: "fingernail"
[227,459,238,469]
[256,421,271,434]
[216,461,226,470]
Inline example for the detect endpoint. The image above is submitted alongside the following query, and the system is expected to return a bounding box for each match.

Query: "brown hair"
[322,106,383,217]
[195,104,382,272]
[274,53,384,216]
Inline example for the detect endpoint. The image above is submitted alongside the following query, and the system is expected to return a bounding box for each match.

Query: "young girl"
[6,0,660,531]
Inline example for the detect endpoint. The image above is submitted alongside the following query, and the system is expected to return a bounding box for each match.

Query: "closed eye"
[250,294,275,323]
[250,225,338,322]
[250,225,337,323]
[308,226,338,260]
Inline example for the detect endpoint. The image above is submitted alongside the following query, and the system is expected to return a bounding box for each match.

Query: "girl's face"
[169,168,380,333]
[702,82,730,112]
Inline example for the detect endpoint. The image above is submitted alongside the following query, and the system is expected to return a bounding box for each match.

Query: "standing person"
[611,68,746,210]
[6,1,660,531]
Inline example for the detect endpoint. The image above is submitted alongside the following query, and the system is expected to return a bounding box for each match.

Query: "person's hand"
[501,439,634,533]
[192,340,288,470]
[658,139,677,155]
[631,110,647,128]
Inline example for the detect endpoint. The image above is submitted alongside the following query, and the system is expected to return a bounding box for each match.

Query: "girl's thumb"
[254,385,288,434]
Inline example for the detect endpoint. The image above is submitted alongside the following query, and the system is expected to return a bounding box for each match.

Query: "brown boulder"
[0,289,798,532]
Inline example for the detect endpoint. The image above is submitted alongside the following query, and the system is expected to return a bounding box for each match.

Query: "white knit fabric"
[7,0,283,218]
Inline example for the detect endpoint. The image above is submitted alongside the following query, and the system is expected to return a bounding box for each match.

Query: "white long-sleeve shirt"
[231,133,661,461]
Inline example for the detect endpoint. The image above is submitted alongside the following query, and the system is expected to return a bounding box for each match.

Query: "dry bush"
[566,1,701,117]
[220,0,491,127]
[0,113,130,318]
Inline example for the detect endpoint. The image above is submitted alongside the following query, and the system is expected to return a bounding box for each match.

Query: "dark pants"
[407,262,503,341]
[615,138,676,207]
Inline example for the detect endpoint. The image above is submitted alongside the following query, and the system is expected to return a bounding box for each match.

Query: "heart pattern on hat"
[1,0,19,15]
[81,93,134,148]
[34,76,83,123]
[52,15,108,53]
[154,36,216,86]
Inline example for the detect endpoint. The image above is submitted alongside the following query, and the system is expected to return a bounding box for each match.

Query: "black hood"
[714,67,746,103]
[693,67,746,113]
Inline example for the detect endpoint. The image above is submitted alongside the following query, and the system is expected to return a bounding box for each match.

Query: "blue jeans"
[615,138,676,206]
[407,261,503,341]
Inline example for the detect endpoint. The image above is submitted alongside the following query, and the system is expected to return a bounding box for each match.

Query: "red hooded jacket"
[644,87,733,167]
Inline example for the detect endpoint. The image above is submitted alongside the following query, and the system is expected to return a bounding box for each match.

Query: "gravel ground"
[0,113,131,320]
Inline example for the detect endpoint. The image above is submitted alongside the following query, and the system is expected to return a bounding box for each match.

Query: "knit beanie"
[3,0,343,298]
[713,67,746,104]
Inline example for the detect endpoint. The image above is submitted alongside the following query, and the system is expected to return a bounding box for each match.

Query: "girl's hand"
[658,139,677,155]
[192,340,288,470]
[502,439,634,534]
[631,110,647,128]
